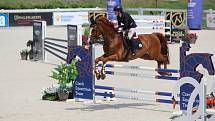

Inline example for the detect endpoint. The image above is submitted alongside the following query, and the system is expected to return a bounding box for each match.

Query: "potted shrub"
[184,33,198,44]
[42,85,59,101]
[51,60,78,101]
[26,40,34,60]
[20,49,29,60]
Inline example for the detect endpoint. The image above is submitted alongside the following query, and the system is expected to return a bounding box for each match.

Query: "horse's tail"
[153,32,170,64]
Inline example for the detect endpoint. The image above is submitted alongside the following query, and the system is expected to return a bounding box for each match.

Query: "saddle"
[123,32,142,50]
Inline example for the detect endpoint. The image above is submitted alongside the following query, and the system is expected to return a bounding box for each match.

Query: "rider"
[113,5,137,55]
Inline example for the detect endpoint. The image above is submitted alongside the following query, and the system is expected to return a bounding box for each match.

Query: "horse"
[90,17,170,80]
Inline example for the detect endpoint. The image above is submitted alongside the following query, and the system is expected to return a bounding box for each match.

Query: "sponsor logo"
[208,16,213,23]
[55,15,61,22]
[0,16,5,26]
[208,15,215,24]
[61,15,74,22]
[33,22,42,26]
[14,15,41,21]
[188,0,196,7]
[68,26,77,30]
[55,14,74,23]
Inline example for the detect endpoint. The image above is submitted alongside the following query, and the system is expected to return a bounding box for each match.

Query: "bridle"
[90,23,104,44]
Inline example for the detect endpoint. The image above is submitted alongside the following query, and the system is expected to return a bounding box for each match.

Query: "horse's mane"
[96,17,114,29]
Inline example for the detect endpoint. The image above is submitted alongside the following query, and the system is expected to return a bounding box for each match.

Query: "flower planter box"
[185,33,198,44]
[58,91,69,101]
[20,53,28,60]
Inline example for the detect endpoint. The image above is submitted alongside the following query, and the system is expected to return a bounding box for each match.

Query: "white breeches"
[127,28,136,39]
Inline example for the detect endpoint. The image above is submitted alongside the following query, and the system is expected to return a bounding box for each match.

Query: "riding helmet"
[113,5,123,12]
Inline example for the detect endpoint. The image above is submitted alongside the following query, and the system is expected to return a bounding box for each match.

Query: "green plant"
[83,26,90,36]
[51,60,78,92]
[42,85,59,101]
[20,49,28,55]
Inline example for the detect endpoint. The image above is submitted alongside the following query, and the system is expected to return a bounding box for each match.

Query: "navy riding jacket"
[117,12,137,30]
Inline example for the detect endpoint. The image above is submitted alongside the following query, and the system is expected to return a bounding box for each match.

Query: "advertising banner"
[107,0,121,21]
[67,25,82,46]
[53,12,88,25]
[67,46,94,100]
[180,83,199,111]
[165,12,186,28]
[187,0,202,29]
[9,12,52,26]
[0,13,9,27]
[171,28,186,43]
[67,25,78,46]
[206,13,215,29]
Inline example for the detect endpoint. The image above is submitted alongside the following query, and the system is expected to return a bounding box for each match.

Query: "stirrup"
[131,50,136,56]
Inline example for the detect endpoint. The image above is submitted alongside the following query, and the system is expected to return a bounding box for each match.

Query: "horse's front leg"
[98,54,120,80]
[94,55,105,80]
[100,61,106,80]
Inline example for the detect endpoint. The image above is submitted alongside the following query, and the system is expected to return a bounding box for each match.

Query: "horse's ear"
[95,16,101,22]
[90,23,96,27]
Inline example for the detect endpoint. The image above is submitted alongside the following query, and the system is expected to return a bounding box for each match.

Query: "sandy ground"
[0,26,215,121]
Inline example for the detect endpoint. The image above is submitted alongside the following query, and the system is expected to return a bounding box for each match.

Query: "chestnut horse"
[90,17,170,79]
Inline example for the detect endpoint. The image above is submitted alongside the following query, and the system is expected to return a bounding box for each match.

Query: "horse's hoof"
[158,72,172,76]
[96,74,101,80]
[101,73,106,80]
[95,71,101,80]
[166,72,172,76]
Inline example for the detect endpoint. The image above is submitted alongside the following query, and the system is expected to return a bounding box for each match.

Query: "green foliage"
[51,60,78,90]
[84,27,90,36]
[20,49,28,55]
[1,0,215,10]
[42,85,59,101]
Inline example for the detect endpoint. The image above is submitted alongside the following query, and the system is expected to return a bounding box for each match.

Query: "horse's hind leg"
[157,61,172,76]
[157,61,166,76]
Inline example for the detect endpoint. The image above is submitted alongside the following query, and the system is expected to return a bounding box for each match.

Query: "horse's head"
[89,23,103,43]
[89,17,115,44]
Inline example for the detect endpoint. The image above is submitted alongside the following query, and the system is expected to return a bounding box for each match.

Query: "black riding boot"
[129,38,136,56]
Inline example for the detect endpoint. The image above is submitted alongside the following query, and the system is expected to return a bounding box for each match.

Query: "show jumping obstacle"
[33,20,214,120]
[95,85,177,104]
[66,42,215,121]
[32,21,82,62]
[97,63,179,73]
[44,37,68,61]
[97,63,180,81]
